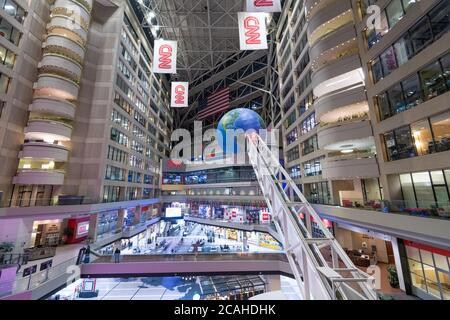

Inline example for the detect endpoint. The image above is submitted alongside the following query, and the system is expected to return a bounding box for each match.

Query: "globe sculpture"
[217,108,266,154]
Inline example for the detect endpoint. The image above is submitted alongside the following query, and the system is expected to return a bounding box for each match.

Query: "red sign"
[238,12,268,50]
[158,45,173,69]
[244,17,261,45]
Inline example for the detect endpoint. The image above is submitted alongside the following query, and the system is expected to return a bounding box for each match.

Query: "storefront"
[63,216,90,244]
[403,240,450,300]
[30,220,62,247]
[96,211,119,237]
[258,234,281,250]
[226,229,239,241]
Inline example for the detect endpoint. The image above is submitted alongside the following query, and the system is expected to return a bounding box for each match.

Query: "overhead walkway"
[184,216,282,243]
[81,253,292,278]
[246,133,377,300]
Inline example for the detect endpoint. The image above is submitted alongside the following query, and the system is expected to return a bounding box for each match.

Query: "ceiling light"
[341,149,354,154]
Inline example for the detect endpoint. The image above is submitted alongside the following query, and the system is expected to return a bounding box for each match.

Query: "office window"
[0,18,21,45]
[428,0,450,38]
[419,60,447,100]
[371,58,384,83]
[409,17,433,53]
[286,128,298,145]
[430,111,450,152]
[386,0,405,28]
[387,83,405,115]
[393,35,413,66]
[410,119,433,156]
[402,74,423,110]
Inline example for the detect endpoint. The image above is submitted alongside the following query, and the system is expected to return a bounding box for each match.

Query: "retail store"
[402,240,450,300]
[30,219,62,247]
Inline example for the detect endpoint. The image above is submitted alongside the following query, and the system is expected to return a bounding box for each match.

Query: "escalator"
[246,133,377,300]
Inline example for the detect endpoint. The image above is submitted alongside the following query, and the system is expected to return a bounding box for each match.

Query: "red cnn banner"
[238,12,268,50]
[153,39,178,74]
[246,0,281,12]
[171,82,189,108]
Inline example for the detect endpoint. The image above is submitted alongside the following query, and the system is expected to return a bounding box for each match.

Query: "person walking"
[83,245,91,264]
[114,247,121,263]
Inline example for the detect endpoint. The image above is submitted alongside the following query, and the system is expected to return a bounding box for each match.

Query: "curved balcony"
[24,119,73,142]
[20,142,69,162]
[312,54,364,99]
[310,25,357,74]
[308,1,353,45]
[315,85,367,120]
[47,16,88,41]
[44,34,85,61]
[318,119,373,150]
[40,54,82,81]
[322,156,379,179]
[30,97,76,119]
[35,74,79,100]
[54,0,92,22]
[13,170,65,185]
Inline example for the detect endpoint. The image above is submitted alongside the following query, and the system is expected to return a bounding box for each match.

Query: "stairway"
[246,133,377,300]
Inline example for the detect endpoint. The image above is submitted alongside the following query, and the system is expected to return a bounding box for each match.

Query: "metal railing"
[246,133,377,300]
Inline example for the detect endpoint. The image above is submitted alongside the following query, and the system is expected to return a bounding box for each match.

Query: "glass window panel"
[402,0,416,11]
[393,34,413,66]
[434,253,449,272]
[440,53,450,87]
[410,272,427,291]
[377,92,391,120]
[410,119,433,156]
[430,111,450,152]
[386,0,405,28]
[400,174,417,207]
[402,74,423,111]
[445,170,450,195]
[425,277,442,298]
[380,47,398,76]
[387,83,405,115]
[406,245,421,261]
[394,126,416,159]
[371,58,384,83]
[438,271,450,300]
[421,249,435,267]
[428,0,450,38]
[412,172,435,208]
[434,186,449,208]
[419,60,446,100]
[431,170,446,185]
[409,17,433,53]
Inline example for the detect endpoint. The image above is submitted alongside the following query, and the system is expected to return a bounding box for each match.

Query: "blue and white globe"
[217,108,266,154]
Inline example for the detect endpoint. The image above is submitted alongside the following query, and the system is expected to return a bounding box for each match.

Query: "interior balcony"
[308,1,353,46]
[45,26,86,49]
[317,119,374,151]
[30,97,77,119]
[321,153,379,180]
[312,55,365,99]
[47,15,88,41]
[310,23,357,67]
[24,119,73,142]
[44,34,85,61]
[39,53,82,82]
[13,169,65,186]
[34,74,79,101]
[53,0,93,22]
[315,85,367,120]
[19,142,69,162]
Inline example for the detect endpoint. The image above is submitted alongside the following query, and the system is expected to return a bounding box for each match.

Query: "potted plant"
[387,265,399,288]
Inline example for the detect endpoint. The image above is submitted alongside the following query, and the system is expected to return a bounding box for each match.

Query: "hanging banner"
[171,82,189,108]
[246,0,281,12]
[153,39,177,74]
[238,12,268,50]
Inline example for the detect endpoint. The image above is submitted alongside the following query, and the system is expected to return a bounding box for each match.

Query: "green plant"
[387,265,399,288]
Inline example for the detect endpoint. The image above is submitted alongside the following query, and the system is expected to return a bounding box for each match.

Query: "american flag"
[197,87,230,120]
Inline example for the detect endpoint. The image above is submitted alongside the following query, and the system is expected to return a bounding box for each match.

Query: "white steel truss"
[246,133,378,300]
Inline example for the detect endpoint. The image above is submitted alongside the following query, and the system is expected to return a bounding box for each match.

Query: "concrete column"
[391,237,406,292]
[88,213,98,243]
[117,209,126,231]
[265,275,281,292]
[133,206,142,225]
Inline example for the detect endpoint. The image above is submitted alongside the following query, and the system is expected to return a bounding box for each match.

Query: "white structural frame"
[246,133,378,300]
